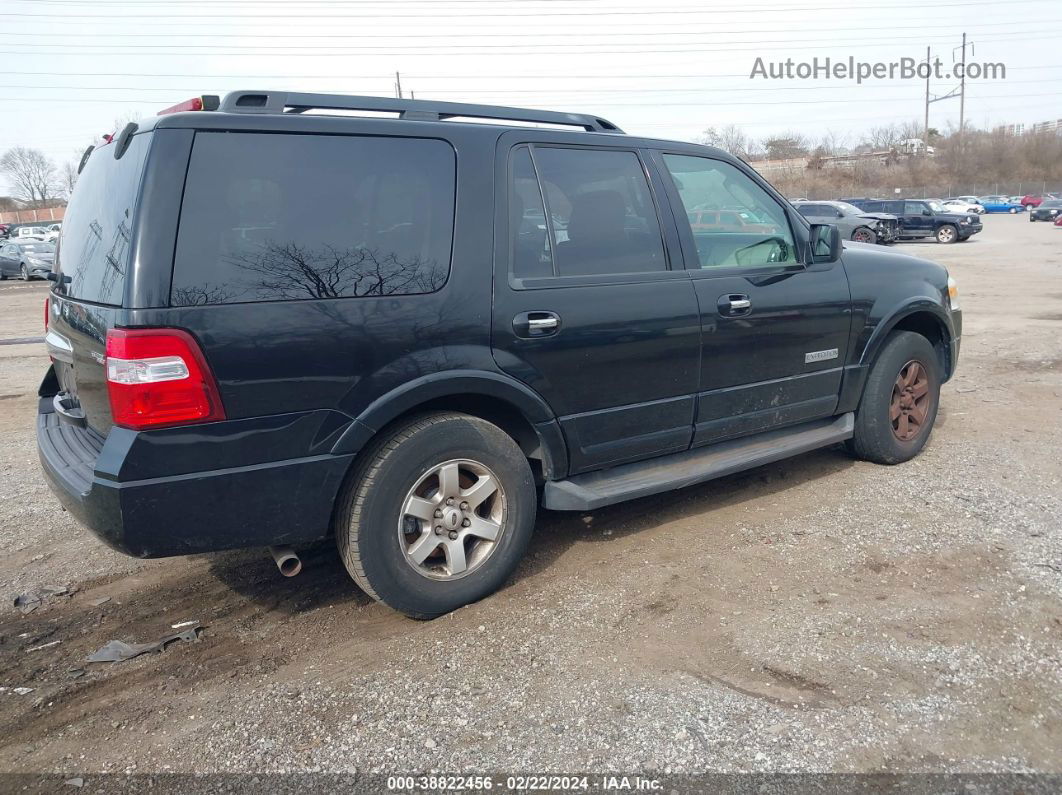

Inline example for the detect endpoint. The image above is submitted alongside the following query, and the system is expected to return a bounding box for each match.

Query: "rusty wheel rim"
[890,360,931,442]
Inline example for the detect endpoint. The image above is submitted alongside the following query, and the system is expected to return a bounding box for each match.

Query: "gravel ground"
[0,215,1060,783]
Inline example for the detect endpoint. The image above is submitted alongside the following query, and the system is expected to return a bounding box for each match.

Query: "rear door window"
[171,133,455,305]
[529,146,667,277]
[55,133,150,306]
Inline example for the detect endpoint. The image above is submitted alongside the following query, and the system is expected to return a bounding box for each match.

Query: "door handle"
[718,294,752,317]
[513,311,561,338]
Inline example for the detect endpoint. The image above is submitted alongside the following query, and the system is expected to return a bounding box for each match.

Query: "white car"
[13,226,50,241]
[942,198,985,215]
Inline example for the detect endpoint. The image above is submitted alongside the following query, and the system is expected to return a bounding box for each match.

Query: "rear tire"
[20,264,29,281]
[849,331,941,465]
[935,224,957,244]
[335,412,536,619]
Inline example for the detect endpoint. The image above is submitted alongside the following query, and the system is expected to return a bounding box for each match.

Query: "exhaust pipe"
[269,546,302,577]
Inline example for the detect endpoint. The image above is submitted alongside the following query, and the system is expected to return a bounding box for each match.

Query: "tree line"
[699,119,1062,198]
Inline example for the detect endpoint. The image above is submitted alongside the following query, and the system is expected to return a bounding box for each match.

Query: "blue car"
[977,195,1026,213]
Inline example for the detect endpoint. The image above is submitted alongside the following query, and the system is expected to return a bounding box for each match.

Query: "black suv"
[38,91,961,618]
[843,198,981,243]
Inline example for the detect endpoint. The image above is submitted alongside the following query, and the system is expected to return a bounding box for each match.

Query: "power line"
[0,91,1056,107]
[5,17,1055,38]
[6,64,1061,80]
[0,0,1043,18]
[1,30,1057,56]
[1,78,1056,94]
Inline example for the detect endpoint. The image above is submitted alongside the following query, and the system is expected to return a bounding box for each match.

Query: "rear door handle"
[718,294,752,317]
[513,311,561,338]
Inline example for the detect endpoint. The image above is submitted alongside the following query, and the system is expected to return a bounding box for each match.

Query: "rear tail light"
[105,328,225,430]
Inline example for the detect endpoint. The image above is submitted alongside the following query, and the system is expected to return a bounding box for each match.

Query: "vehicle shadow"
[201,542,373,615]
[201,444,857,616]
[512,444,857,584]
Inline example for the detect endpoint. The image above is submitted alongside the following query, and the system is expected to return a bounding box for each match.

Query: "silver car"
[793,200,899,244]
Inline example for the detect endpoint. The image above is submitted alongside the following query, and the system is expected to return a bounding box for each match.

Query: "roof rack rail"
[217,90,624,134]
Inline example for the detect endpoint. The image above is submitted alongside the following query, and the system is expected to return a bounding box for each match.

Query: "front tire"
[935,224,957,244]
[849,331,941,465]
[1009,207,1018,214]
[852,227,877,244]
[335,412,536,619]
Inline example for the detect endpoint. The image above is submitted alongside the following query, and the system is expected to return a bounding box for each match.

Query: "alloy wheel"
[398,459,506,581]
[890,360,931,442]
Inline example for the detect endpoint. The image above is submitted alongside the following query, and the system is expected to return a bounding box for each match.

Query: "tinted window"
[510,146,554,279]
[884,201,904,214]
[171,133,455,306]
[663,154,796,269]
[531,147,666,277]
[797,204,834,218]
[905,201,928,215]
[56,133,149,306]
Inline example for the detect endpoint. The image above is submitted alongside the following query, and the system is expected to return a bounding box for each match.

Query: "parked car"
[793,200,898,244]
[846,198,981,243]
[686,208,779,236]
[37,91,962,618]
[1021,193,1057,209]
[0,223,8,239]
[944,196,985,214]
[12,225,50,240]
[941,198,983,215]
[1029,200,1062,222]
[1055,214,1062,227]
[977,195,1025,213]
[0,240,55,280]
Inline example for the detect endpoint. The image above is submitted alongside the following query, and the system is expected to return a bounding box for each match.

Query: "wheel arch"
[861,303,955,380]
[331,370,568,480]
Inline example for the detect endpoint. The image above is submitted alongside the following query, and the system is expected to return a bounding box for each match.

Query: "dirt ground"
[0,215,1059,780]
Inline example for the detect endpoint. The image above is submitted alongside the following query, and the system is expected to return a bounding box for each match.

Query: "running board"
[542,413,854,511]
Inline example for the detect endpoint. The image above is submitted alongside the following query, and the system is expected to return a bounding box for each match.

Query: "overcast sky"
[2,0,1061,196]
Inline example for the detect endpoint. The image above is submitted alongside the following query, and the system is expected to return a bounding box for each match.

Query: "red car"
[1022,193,1058,209]
[1055,214,1062,227]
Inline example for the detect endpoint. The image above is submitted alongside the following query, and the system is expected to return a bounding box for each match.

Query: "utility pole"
[923,46,931,152]
[957,33,967,143]
[395,71,403,99]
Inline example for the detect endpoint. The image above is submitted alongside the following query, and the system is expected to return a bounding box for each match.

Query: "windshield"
[22,243,55,254]
[834,202,864,215]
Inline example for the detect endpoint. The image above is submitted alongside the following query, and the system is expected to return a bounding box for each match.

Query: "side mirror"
[923,209,933,216]
[808,223,841,262]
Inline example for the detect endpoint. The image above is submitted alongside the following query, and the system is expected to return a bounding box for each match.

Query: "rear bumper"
[37,398,354,558]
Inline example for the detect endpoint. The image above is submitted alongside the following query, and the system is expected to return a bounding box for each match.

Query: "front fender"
[859,298,956,372]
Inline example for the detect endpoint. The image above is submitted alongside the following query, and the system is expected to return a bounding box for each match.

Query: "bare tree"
[761,134,809,161]
[0,147,59,205]
[699,124,754,161]
[61,160,79,198]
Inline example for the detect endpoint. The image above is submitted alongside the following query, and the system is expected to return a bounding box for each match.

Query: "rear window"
[56,133,150,306]
[170,132,455,306]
